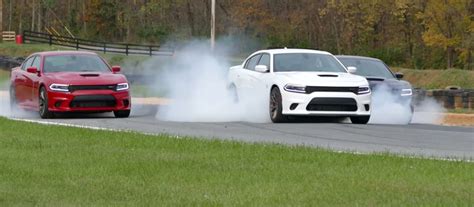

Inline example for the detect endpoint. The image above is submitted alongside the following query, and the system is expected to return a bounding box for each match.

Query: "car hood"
[43,72,128,85]
[365,76,411,90]
[275,72,368,86]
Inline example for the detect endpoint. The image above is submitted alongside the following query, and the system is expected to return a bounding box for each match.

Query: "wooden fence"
[22,30,174,56]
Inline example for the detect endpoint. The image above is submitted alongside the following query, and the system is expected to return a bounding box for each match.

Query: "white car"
[228,48,371,124]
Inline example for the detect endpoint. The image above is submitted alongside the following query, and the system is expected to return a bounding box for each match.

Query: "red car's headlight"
[49,83,69,92]
[116,83,129,91]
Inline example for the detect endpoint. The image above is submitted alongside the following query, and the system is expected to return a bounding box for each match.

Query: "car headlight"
[49,83,69,92]
[116,83,129,91]
[284,84,306,93]
[401,88,412,96]
[358,86,371,95]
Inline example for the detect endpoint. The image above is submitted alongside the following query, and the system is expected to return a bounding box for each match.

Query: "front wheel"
[350,116,370,124]
[269,87,288,123]
[39,87,54,119]
[114,110,130,118]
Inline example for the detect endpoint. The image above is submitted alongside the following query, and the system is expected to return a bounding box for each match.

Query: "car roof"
[255,48,332,55]
[335,55,382,62]
[32,50,98,57]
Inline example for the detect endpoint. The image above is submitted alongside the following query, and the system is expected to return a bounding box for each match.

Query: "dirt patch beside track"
[442,113,474,127]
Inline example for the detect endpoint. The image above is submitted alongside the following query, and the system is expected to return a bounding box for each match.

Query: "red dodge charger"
[9,51,131,118]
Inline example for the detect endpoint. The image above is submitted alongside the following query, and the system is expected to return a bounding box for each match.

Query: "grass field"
[0,117,472,206]
[393,67,474,89]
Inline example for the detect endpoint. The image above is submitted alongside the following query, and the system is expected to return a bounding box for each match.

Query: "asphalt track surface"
[5,104,473,160]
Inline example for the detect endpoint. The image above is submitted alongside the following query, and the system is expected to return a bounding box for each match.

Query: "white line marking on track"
[6,116,472,163]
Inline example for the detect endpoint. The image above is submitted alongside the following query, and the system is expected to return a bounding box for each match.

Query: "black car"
[336,55,414,116]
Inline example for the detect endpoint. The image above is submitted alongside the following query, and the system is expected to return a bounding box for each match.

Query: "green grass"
[0,117,472,206]
[0,70,9,89]
[0,42,66,57]
[393,68,474,89]
[448,108,474,114]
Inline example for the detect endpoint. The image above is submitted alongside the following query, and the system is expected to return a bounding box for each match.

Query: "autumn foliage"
[3,0,473,69]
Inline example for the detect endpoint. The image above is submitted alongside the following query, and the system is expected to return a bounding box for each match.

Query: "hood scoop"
[80,73,100,77]
[318,74,338,77]
[366,77,385,81]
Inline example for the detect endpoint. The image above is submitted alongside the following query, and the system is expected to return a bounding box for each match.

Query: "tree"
[421,0,470,69]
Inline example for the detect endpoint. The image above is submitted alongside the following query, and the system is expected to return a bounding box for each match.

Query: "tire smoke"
[146,40,269,122]
[369,85,446,125]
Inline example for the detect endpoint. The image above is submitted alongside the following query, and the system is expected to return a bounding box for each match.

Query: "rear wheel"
[9,86,18,114]
[114,110,130,118]
[39,87,54,119]
[269,87,288,123]
[350,116,370,124]
[228,84,239,103]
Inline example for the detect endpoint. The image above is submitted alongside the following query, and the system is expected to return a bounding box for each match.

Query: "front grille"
[70,95,116,108]
[306,98,358,111]
[69,85,117,92]
[305,86,359,94]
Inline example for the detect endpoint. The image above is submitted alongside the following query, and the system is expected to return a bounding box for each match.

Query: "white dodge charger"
[228,48,371,124]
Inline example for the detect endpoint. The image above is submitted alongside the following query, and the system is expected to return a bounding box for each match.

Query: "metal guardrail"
[22,30,174,56]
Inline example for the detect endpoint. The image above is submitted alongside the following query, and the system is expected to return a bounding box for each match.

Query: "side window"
[31,56,41,69]
[21,57,35,70]
[258,54,270,68]
[244,54,261,70]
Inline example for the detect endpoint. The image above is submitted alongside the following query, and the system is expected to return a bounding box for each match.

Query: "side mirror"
[26,67,38,74]
[255,65,269,73]
[347,66,357,74]
[395,72,404,79]
[112,66,121,73]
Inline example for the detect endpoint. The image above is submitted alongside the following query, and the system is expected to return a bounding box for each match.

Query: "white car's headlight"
[358,86,371,95]
[49,83,69,92]
[116,83,129,91]
[284,84,306,93]
[401,88,412,96]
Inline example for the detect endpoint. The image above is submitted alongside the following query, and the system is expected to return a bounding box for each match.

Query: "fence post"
[76,39,79,50]
[103,43,106,54]
[126,44,129,56]
[22,31,26,43]
[49,34,52,46]
[149,46,152,56]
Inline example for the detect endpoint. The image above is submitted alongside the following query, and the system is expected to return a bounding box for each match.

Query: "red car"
[9,51,131,118]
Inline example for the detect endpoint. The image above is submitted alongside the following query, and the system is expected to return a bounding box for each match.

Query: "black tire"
[269,87,288,123]
[350,116,370,124]
[39,87,54,119]
[114,110,130,118]
[9,86,18,115]
[228,84,239,103]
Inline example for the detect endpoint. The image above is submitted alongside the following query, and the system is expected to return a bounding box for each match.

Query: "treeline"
[3,0,473,69]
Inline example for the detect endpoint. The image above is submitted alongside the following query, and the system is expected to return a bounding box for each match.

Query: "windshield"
[337,58,395,79]
[273,53,347,73]
[43,54,111,73]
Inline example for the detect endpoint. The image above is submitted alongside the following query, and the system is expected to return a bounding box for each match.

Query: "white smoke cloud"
[147,40,269,122]
[369,85,446,125]
[0,80,11,117]
[411,96,446,124]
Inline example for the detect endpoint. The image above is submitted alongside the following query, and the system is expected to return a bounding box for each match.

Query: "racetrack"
[5,104,473,160]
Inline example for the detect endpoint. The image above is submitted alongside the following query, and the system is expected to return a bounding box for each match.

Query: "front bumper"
[281,90,371,116]
[47,89,131,112]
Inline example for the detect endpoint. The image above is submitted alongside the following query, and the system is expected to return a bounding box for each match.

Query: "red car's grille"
[70,95,116,108]
[68,85,117,92]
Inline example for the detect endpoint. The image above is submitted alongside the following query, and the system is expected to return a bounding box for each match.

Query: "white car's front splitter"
[281,91,371,116]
